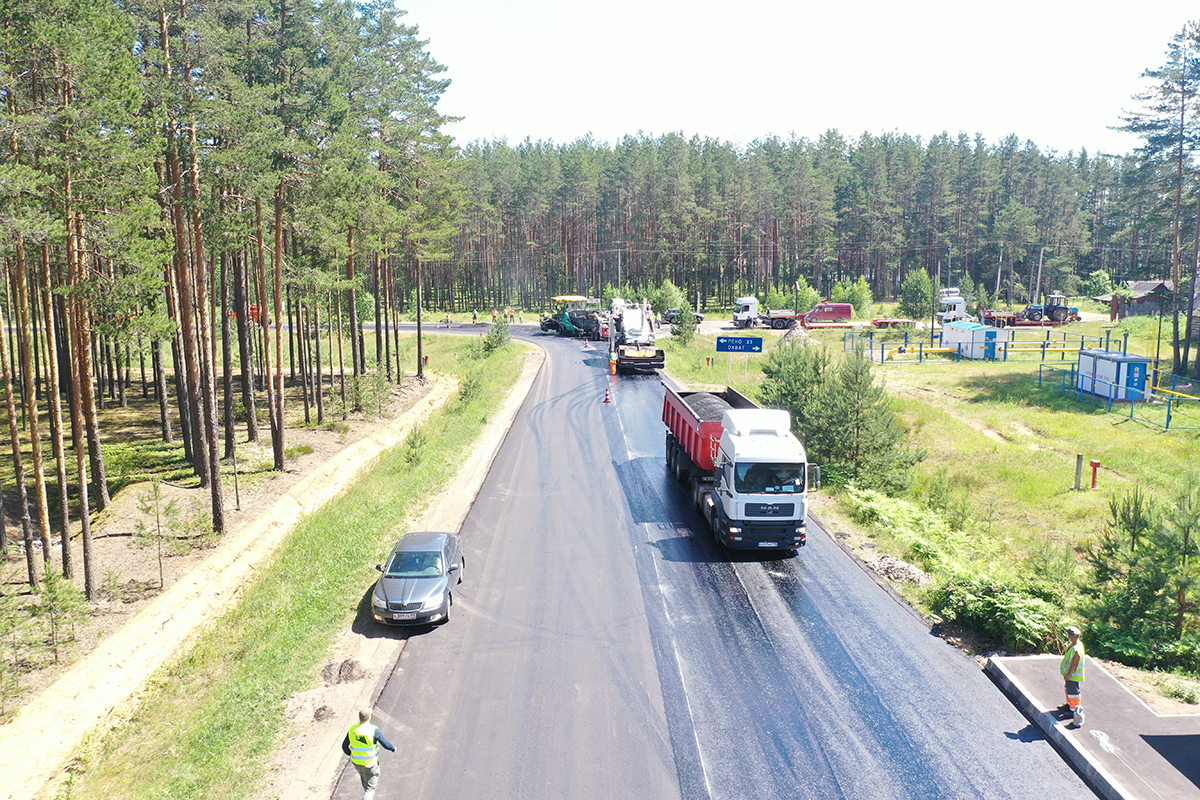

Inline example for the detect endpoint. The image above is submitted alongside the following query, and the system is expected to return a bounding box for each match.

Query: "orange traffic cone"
[603,387,612,403]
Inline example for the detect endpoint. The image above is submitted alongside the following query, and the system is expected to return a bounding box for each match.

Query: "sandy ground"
[0,341,544,800]
[1,378,437,712]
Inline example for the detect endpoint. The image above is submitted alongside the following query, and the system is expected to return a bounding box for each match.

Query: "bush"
[764,286,791,312]
[898,270,938,319]
[842,483,955,569]
[652,280,686,316]
[929,572,1063,652]
[1084,269,1113,298]
[671,308,698,344]
[483,318,510,354]
[832,277,872,317]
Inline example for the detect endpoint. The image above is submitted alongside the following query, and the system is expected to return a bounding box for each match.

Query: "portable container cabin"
[1075,349,1154,401]
[940,321,1011,360]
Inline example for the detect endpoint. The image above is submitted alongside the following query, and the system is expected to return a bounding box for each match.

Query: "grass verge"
[59,335,526,799]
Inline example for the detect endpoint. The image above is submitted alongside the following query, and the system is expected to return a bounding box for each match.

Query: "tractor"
[1023,294,1078,323]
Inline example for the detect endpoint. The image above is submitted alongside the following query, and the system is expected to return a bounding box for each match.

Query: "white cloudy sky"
[399,0,1197,156]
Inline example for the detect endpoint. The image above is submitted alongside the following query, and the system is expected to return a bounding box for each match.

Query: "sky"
[398,1,1198,157]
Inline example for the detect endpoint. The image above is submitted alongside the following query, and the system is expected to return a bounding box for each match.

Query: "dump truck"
[609,298,665,372]
[662,385,818,552]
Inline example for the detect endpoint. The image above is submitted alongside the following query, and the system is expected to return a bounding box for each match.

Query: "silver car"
[371,532,463,626]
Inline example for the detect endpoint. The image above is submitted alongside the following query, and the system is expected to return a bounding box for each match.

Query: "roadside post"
[716,335,763,383]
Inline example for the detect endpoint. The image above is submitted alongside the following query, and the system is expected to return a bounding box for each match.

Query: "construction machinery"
[1021,294,1080,323]
[539,295,603,339]
[609,298,665,372]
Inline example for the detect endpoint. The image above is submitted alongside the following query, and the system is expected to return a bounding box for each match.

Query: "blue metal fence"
[1038,365,1200,431]
[848,329,1119,365]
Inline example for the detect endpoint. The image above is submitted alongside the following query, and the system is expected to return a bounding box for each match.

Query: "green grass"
[62,335,527,800]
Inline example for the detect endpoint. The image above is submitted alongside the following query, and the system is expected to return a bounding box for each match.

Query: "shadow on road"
[1005,723,1049,743]
[349,587,440,640]
[648,534,799,565]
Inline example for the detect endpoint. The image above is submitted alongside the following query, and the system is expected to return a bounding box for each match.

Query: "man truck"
[662,385,818,551]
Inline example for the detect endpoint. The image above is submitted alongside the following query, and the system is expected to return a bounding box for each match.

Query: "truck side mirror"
[809,465,821,490]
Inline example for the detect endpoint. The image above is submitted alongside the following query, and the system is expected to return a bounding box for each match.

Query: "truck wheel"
[834,317,847,323]
[674,453,689,483]
[772,319,785,329]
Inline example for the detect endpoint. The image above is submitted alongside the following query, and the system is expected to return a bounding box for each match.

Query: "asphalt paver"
[988,655,1200,800]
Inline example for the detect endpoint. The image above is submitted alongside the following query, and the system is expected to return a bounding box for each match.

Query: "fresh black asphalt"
[334,328,1101,799]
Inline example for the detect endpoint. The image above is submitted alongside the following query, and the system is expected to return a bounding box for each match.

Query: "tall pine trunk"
[14,236,52,568]
[222,251,235,460]
[272,184,286,470]
[188,120,225,533]
[0,300,36,588]
[40,243,70,578]
[233,250,258,441]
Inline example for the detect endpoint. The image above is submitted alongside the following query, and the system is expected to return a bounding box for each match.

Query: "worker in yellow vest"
[341,707,396,800]
[1060,626,1086,727]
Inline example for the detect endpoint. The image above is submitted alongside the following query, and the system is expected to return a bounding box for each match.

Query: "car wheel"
[834,317,847,323]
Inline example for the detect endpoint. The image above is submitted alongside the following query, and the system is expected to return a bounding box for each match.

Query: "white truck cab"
[938,288,973,324]
[713,409,810,547]
[733,296,759,328]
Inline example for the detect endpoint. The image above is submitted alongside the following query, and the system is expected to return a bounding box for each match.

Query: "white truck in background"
[938,288,974,324]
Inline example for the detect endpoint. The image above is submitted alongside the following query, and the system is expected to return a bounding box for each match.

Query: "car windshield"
[384,550,444,578]
[734,462,805,494]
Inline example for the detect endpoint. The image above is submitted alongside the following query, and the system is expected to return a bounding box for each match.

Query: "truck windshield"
[734,462,805,494]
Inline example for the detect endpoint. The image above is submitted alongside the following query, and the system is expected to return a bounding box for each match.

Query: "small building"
[940,321,1012,360]
[1092,280,1195,319]
[1076,349,1154,401]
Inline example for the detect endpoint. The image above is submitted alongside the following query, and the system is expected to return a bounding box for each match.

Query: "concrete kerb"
[269,341,546,800]
[985,656,1130,800]
[2,375,461,800]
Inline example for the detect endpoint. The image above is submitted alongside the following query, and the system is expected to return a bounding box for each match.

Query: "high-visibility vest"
[1060,640,1086,682]
[348,722,379,767]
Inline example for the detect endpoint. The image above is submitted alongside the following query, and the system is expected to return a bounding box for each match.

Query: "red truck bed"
[662,385,758,472]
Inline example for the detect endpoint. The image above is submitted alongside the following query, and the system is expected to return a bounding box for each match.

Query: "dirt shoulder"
[0,346,544,800]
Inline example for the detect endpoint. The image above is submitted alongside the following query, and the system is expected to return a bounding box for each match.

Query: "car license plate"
[393,612,416,620]
[758,542,776,548]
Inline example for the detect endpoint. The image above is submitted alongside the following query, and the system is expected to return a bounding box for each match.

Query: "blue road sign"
[716,336,763,353]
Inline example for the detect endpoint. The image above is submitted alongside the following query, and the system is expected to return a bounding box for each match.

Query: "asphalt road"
[335,331,1098,800]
